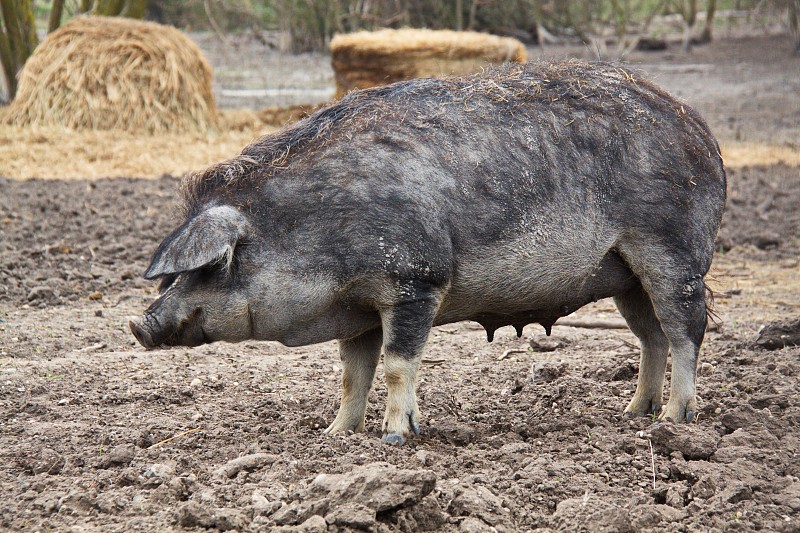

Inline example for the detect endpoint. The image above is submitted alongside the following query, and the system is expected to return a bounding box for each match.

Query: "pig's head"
[130,205,255,349]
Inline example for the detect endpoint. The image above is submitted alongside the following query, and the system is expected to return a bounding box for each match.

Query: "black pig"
[130,60,726,444]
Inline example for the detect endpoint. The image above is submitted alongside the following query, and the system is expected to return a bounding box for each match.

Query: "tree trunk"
[0,28,15,98]
[94,0,125,16]
[121,0,149,19]
[790,0,800,54]
[455,0,463,31]
[680,0,699,51]
[48,0,66,33]
[699,0,716,43]
[1,0,26,65]
[18,0,37,58]
[467,0,478,30]
[0,0,38,99]
[533,0,544,46]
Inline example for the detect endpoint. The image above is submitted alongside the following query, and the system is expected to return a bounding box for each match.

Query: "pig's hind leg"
[614,284,670,418]
[325,328,383,435]
[618,243,710,423]
[380,280,441,445]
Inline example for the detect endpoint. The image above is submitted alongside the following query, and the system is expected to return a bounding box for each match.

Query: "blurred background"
[2,0,799,106]
[0,1,798,178]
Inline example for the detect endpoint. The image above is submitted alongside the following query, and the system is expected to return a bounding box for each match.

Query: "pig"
[130,60,726,445]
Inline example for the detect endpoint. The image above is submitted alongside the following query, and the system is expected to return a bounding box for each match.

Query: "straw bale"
[1,16,217,132]
[330,28,527,98]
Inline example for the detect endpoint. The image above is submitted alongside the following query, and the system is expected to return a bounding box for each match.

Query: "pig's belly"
[436,244,636,325]
[277,306,381,347]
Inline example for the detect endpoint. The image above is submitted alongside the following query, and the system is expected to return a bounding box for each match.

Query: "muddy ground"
[1,34,800,531]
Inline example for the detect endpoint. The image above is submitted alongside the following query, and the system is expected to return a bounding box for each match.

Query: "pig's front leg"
[324,328,383,434]
[380,281,440,445]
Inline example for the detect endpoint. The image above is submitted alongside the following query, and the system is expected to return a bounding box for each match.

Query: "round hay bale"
[2,16,217,132]
[330,28,527,98]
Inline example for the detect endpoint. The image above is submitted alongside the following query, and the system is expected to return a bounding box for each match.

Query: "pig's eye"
[158,274,178,293]
[195,260,236,284]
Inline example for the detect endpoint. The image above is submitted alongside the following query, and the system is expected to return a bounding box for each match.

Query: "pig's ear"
[144,206,248,280]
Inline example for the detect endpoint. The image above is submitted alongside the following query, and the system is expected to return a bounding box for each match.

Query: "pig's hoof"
[659,399,697,423]
[381,433,406,445]
[623,397,661,419]
[381,410,420,445]
[323,416,363,435]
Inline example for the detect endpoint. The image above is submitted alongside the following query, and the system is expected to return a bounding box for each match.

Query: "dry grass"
[0,120,274,180]
[1,16,217,133]
[721,142,800,168]
[330,28,526,97]
[710,252,800,324]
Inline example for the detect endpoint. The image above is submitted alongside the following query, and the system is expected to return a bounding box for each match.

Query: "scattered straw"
[147,427,202,449]
[330,28,526,97]
[2,16,217,133]
[648,438,657,490]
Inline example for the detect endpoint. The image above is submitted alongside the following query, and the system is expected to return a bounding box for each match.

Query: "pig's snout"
[129,316,159,349]
[129,309,207,349]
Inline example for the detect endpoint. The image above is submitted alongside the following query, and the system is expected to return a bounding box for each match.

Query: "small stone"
[88,291,103,301]
[211,508,248,531]
[143,463,175,486]
[665,482,690,508]
[97,443,136,468]
[190,378,203,388]
[529,337,562,352]
[95,309,104,317]
[176,501,214,528]
[297,515,328,532]
[324,502,376,529]
[27,286,56,302]
[698,362,715,376]
[252,492,281,516]
[414,450,431,466]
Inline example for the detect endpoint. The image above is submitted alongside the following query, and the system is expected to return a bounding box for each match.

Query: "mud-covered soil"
[2,34,800,532]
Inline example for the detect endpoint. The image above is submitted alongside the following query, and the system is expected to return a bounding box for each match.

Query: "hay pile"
[330,28,527,98]
[1,16,217,132]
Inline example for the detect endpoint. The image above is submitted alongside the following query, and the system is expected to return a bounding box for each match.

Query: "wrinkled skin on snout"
[132,61,726,446]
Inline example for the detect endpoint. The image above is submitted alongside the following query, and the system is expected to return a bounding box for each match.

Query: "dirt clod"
[16,447,65,475]
[308,463,436,514]
[756,318,800,350]
[323,502,376,529]
[448,483,511,528]
[430,419,477,446]
[26,286,57,304]
[645,422,721,460]
[96,444,136,469]
[213,452,278,480]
